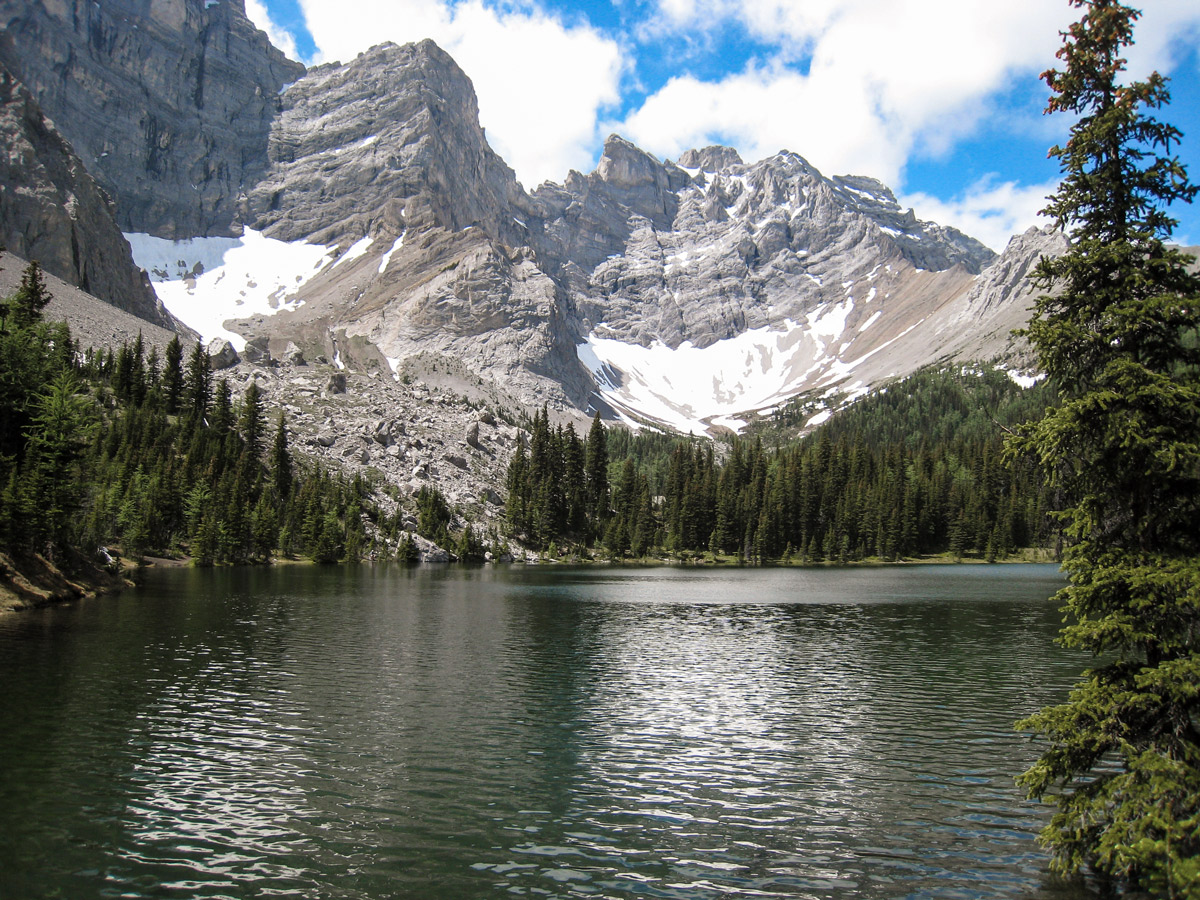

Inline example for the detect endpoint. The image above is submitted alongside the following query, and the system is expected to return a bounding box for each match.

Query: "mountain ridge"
[0,3,1058,436]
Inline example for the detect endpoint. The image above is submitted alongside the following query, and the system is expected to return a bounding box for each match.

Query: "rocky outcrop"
[531,135,691,273]
[0,59,174,327]
[249,40,526,248]
[0,0,303,237]
[928,226,1069,366]
[678,145,744,172]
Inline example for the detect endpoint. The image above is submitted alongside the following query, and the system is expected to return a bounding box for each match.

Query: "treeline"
[505,407,610,548]
[507,366,1056,562]
[0,259,372,566]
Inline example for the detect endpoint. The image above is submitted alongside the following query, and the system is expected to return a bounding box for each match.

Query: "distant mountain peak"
[677,145,745,173]
[0,5,1055,434]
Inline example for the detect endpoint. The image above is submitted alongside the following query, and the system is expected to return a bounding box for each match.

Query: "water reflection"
[0,564,1094,899]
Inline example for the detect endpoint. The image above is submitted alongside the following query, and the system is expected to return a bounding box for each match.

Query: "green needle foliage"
[0,254,375,568]
[1010,1,1200,894]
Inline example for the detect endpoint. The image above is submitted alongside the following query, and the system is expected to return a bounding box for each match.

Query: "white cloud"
[245,0,302,61]
[621,2,1075,184]
[615,64,912,185]
[295,0,624,189]
[902,177,1058,253]
[617,1,1200,240]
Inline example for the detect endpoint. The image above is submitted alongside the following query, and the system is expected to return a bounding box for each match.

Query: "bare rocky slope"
[0,55,173,327]
[1,2,1066,447]
[0,249,178,351]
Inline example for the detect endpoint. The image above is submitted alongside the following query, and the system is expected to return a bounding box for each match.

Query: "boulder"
[242,336,271,364]
[465,421,482,449]
[281,342,306,366]
[206,338,240,370]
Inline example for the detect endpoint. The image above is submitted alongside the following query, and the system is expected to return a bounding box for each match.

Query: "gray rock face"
[206,337,239,369]
[531,134,691,273]
[248,41,526,249]
[549,145,994,354]
[0,58,173,327]
[0,2,1053,434]
[928,225,1069,365]
[677,145,744,172]
[0,0,303,237]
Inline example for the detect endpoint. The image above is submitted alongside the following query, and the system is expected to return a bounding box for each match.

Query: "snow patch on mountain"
[127,229,335,347]
[578,302,878,434]
[378,232,406,274]
[331,235,374,269]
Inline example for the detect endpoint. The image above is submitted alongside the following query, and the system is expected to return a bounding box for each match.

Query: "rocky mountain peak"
[248,39,525,248]
[531,134,691,272]
[597,134,674,189]
[0,0,304,238]
[677,145,745,173]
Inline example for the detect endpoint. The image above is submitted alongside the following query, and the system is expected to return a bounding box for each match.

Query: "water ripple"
[0,564,1098,899]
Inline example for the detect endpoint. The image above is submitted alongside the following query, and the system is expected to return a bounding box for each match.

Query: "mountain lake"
[0,563,1106,899]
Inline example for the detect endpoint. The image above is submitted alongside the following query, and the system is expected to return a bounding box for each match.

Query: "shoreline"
[2,546,1062,613]
[0,550,131,614]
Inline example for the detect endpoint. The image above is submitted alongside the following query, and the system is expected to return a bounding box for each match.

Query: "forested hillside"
[507,366,1056,562]
[3,255,1056,573]
[0,261,373,569]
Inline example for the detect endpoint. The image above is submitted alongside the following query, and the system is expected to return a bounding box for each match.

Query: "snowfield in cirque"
[126,230,336,348]
[578,299,880,434]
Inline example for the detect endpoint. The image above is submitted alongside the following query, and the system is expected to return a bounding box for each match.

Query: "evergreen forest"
[506,367,1057,563]
[0,259,383,568]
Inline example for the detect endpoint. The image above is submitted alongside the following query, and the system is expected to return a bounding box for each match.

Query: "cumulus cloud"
[618,0,1199,244]
[902,177,1058,253]
[295,0,624,189]
[245,0,302,61]
[621,1,1072,177]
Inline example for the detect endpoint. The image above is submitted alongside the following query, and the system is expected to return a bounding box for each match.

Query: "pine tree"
[239,380,265,458]
[8,260,51,329]
[584,411,610,526]
[24,370,95,555]
[184,342,212,420]
[270,411,293,500]
[211,379,233,436]
[162,335,183,415]
[1010,3,1200,894]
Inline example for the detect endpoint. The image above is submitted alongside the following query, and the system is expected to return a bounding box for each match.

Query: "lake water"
[0,563,1099,899]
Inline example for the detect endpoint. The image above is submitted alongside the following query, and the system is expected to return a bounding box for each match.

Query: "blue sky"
[246,0,1200,251]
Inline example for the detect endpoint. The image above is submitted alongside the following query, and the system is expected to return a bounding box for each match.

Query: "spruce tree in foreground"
[1010,2,1200,895]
